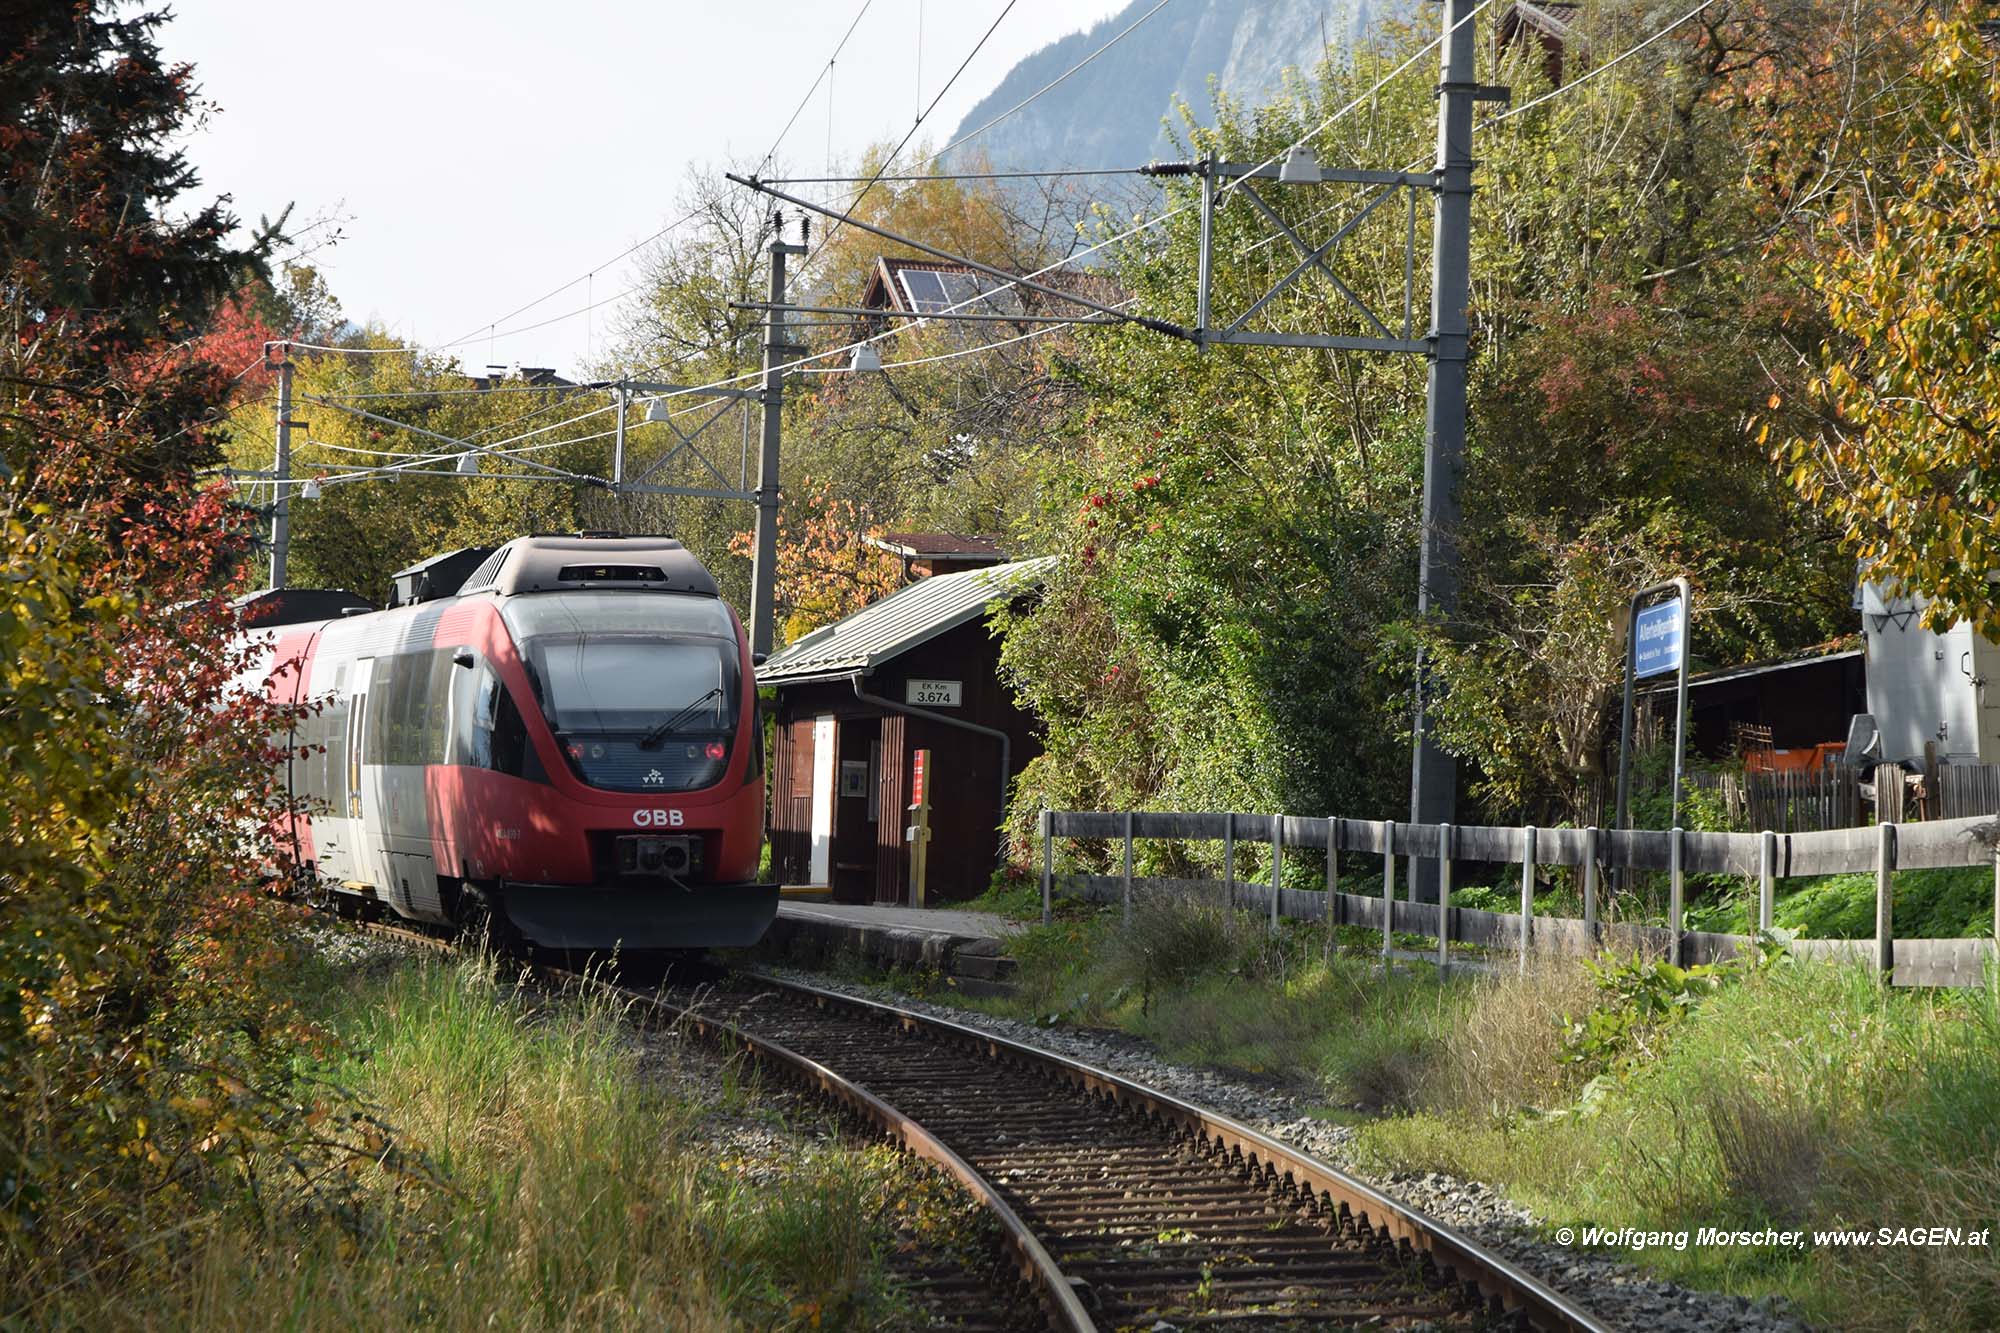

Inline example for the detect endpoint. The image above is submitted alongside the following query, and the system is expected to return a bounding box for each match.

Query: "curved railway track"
[355,922,1605,1331]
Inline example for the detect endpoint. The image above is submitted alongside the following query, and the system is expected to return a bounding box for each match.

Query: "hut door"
[874,714,906,903]
[808,714,835,885]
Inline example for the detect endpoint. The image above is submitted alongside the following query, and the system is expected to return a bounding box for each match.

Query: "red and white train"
[234,534,776,950]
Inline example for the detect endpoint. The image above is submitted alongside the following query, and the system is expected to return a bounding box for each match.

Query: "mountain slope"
[945,0,1401,172]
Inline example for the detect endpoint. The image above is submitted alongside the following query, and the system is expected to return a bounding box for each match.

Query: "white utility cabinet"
[1861,581,2000,766]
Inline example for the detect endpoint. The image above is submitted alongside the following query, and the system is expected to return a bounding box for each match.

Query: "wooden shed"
[759,557,1053,905]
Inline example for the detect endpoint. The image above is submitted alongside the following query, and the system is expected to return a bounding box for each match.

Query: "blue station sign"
[1633,597,1686,679]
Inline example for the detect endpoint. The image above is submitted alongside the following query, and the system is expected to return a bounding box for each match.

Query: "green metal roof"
[757,556,1055,685]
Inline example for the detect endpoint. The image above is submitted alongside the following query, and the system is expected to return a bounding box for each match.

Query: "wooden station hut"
[759,557,1053,904]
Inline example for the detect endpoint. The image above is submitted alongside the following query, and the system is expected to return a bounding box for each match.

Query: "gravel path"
[753,962,1811,1333]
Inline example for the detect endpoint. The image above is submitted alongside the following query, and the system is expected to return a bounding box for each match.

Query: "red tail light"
[705,740,726,760]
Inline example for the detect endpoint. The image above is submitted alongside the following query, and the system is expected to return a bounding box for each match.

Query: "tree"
[0,4,365,1298]
[1776,9,2000,636]
[800,143,1048,308]
[1,3,276,489]
[248,337,633,602]
[991,1,1882,846]
[728,478,902,642]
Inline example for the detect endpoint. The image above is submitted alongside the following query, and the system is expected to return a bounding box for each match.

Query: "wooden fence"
[1686,768,1862,832]
[1686,763,2000,832]
[1038,810,2000,988]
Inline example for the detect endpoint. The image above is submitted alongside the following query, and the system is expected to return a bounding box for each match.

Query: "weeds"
[26,942,926,1330]
[970,893,2000,1329]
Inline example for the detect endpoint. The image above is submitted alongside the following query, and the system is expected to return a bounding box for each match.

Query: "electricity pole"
[1406,0,1480,903]
[750,226,808,659]
[270,342,293,589]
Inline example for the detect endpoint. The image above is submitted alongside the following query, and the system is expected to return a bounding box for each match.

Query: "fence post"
[1121,810,1134,930]
[1380,820,1395,962]
[1435,823,1453,970]
[1326,817,1340,964]
[1582,826,1599,942]
[1039,808,1052,927]
[1758,830,1777,934]
[1269,816,1283,934]
[1669,827,1685,967]
[1224,812,1236,914]
[1519,825,1537,974]
[1876,821,1895,980]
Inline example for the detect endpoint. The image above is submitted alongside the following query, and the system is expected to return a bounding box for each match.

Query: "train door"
[366,653,446,923]
[345,657,381,891]
[312,662,357,883]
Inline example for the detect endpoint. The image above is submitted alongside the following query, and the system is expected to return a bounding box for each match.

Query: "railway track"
[354,922,1604,1331]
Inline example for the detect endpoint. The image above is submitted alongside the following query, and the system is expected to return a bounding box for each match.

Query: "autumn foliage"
[0,2,380,1306]
[731,478,904,643]
[1776,8,2000,635]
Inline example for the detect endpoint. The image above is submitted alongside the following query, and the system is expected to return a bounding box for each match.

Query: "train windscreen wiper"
[637,687,724,750]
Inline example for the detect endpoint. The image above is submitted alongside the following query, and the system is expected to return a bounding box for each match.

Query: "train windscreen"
[504,592,740,792]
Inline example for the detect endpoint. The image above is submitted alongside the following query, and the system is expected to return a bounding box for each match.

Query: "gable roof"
[865,531,1006,560]
[758,555,1055,685]
[859,256,1026,318]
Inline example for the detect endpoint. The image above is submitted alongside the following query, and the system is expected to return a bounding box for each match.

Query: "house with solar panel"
[757,555,1055,905]
[857,257,1029,334]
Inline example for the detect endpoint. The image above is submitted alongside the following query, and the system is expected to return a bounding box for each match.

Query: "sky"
[161,1,1133,379]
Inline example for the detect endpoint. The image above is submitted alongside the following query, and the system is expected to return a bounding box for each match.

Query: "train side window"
[325,698,347,806]
[304,706,326,806]
[367,658,395,762]
[318,704,336,805]
[468,666,499,770]
[424,650,453,763]
[396,654,422,765]
[491,684,530,777]
[395,653,423,765]
[448,651,481,765]
[458,663,543,782]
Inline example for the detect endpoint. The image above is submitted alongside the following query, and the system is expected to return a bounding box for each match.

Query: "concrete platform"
[757,901,1025,994]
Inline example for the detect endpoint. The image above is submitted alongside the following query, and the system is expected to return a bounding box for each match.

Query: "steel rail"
[344,919,1080,1327]
[345,917,1603,1331]
[626,985,1093,1331]
[718,972,1610,1333]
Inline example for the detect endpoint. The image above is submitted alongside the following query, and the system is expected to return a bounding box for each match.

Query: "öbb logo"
[633,808,686,828]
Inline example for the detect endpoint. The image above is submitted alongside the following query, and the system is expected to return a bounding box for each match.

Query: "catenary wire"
[443,208,700,349]
[1241,0,1719,259]
[1486,0,1718,124]
[758,0,874,176]
[923,0,1177,171]
[300,1,1490,431]
[767,166,1142,183]
[806,0,1018,265]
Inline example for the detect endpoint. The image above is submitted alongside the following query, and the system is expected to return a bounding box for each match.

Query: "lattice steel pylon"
[1139,156,1433,356]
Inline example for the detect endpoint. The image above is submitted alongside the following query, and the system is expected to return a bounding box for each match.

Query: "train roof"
[457,534,719,599]
[233,586,376,628]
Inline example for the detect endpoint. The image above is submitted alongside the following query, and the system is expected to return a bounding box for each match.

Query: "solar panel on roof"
[898,269,951,312]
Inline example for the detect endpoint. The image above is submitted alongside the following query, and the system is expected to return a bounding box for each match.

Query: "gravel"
[753,962,1814,1333]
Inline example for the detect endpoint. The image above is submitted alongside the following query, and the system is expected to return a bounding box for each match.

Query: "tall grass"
[28,949,917,1331]
[977,895,2000,1329]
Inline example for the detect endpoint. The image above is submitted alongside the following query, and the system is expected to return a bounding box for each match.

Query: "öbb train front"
[254,534,777,951]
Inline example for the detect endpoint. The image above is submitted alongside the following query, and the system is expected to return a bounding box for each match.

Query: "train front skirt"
[501,880,780,951]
